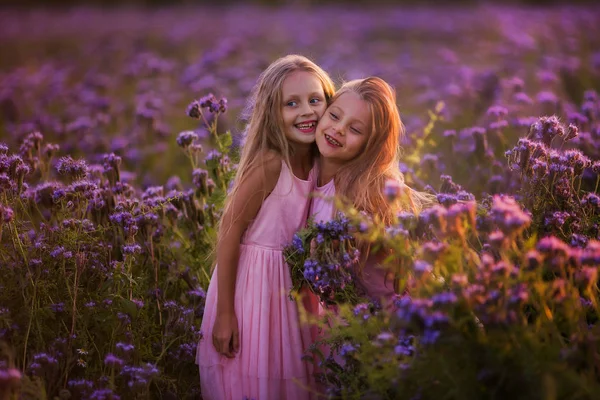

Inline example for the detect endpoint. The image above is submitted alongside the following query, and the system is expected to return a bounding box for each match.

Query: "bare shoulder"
[239,150,282,193]
[261,150,282,171]
[224,150,283,227]
[256,150,282,186]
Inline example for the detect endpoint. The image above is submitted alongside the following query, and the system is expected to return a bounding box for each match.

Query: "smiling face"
[315,91,371,163]
[280,70,328,146]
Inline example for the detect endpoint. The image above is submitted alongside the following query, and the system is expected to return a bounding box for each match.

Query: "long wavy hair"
[220,55,335,240]
[332,77,435,226]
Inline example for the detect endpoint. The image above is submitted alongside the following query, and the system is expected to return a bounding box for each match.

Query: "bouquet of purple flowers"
[284,213,364,306]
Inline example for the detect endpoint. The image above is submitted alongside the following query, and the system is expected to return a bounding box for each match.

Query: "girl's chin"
[288,135,316,145]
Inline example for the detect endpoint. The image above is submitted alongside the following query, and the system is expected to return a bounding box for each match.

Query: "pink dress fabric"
[197,160,317,400]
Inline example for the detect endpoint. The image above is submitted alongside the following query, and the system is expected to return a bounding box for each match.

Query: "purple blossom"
[581,193,600,208]
[339,343,357,357]
[32,353,58,366]
[50,302,65,314]
[122,243,142,255]
[176,131,198,148]
[528,115,564,146]
[50,246,65,258]
[291,234,304,254]
[117,312,131,324]
[536,90,559,104]
[486,105,508,118]
[55,156,88,179]
[384,179,403,201]
[205,149,222,162]
[67,378,94,390]
[192,168,209,191]
[132,299,144,308]
[513,92,533,105]
[413,260,433,275]
[351,304,371,321]
[432,292,458,306]
[394,335,415,357]
[316,233,324,244]
[104,353,124,369]
[490,195,531,236]
[0,205,14,223]
[537,236,570,256]
[187,100,202,118]
[89,388,121,400]
[188,288,206,298]
[437,193,458,207]
[489,120,508,130]
[116,342,135,353]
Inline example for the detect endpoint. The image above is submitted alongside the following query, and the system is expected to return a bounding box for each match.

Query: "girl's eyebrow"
[353,119,366,128]
[285,91,324,98]
[329,105,343,114]
[330,105,366,127]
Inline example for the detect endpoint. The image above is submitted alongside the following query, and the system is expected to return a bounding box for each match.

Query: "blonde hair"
[220,55,335,239]
[332,77,435,225]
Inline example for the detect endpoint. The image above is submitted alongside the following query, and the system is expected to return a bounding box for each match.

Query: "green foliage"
[0,108,235,398]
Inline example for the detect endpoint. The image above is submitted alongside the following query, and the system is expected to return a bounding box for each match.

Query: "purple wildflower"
[528,115,564,146]
[486,105,508,118]
[55,156,88,179]
[116,342,135,353]
[0,205,14,223]
[384,179,403,202]
[413,260,433,275]
[291,234,304,254]
[186,100,202,119]
[176,131,198,148]
[122,243,142,255]
[104,353,124,369]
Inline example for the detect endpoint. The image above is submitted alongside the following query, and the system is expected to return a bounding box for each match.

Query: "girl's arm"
[212,152,281,358]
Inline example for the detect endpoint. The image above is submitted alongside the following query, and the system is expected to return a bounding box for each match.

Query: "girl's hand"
[212,313,240,358]
[310,238,317,257]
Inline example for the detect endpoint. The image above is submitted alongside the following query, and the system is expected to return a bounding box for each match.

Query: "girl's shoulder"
[259,150,283,179]
[239,149,282,192]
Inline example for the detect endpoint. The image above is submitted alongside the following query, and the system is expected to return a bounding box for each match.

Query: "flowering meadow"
[1,4,600,399]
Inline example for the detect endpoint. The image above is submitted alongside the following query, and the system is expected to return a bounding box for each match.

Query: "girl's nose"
[300,102,313,116]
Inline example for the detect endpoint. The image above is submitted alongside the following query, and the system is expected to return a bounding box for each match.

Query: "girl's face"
[315,91,371,163]
[280,70,328,146]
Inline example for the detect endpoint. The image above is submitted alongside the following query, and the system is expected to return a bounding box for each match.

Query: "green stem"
[22,284,37,371]
[9,220,29,273]
[150,234,162,326]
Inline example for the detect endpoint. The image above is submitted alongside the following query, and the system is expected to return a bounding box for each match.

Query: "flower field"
[1,4,600,399]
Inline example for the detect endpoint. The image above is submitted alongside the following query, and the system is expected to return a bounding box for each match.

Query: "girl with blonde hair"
[311,76,434,305]
[196,54,335,400]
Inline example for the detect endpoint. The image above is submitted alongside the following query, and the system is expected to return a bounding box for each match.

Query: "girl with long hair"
[196,54,335,400]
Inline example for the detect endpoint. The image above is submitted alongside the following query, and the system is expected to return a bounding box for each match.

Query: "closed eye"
[351,127,362,134]
[329,112,339,120]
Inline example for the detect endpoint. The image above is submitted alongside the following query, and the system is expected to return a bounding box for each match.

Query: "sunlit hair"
[220,55,335,240]
[332,77,435,226]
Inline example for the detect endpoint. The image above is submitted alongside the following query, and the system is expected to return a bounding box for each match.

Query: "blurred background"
[0,0,599,190]
[1,0,599,6]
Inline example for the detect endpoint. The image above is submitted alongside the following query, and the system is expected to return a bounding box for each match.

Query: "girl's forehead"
[330,92,370,122]
[283,70,323,89]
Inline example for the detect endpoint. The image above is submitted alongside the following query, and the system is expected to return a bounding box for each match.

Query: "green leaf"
[118,297,139,318]
[219,131,233,149]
